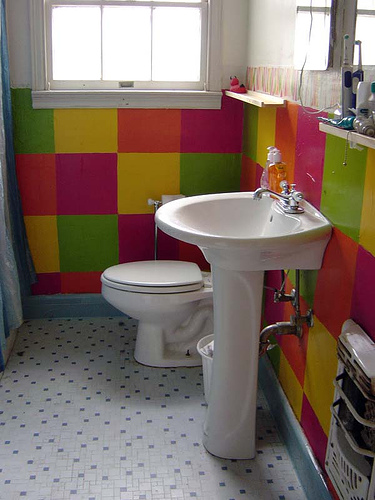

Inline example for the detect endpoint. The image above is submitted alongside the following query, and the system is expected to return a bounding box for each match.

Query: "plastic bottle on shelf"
[260,146,276,189]
[268,149,287,193]
[367,81,375,114]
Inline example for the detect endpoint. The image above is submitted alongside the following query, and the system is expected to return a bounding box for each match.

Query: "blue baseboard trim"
[258,356,332,500]
[22,293,125,319]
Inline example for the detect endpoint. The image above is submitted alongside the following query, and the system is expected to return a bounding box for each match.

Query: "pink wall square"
[118,214,154,263]
[56,153,117,215]
[300,395,328,468]
[179,241,210,271]
[181,93,243,153]
[294,108,327,209]
[31,273,61,295]
[157,230,179,261]
[275,101,299,183]
[351,246,375,340]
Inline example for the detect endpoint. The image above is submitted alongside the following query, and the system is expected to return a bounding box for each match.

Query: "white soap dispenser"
[260,146,276,189]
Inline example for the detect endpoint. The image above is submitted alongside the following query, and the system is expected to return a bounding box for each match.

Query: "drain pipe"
[259,270,314,357]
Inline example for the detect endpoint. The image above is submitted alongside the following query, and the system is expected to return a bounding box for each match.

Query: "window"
[293,0,375,72]
[30,0,222,109]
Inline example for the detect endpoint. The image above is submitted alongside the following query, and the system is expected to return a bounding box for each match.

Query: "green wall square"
[288,270,318,308]
[180,153,242,196]
[57,215,119,272]
[12,88,55,154]
[242,105,258,161]
[320,134,367,242]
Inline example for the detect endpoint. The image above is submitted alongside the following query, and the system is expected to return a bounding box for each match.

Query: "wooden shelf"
[319,122,375,150]
[225,90,286,107]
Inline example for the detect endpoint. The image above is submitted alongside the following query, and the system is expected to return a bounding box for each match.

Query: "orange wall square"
[275,101,299,183]
[240,154,257,191]
[314,228,358,339]
[61,272,102,293]
[118,109,181,153]
[278,281,309,387]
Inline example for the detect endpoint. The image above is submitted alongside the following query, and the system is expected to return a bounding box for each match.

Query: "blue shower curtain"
[0,0,35,370]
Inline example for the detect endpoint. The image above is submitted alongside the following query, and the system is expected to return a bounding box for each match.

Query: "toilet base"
[134,321,203,368]
[134,349,202,368]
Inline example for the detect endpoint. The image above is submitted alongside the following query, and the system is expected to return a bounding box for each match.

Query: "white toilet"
[101,260,213,367]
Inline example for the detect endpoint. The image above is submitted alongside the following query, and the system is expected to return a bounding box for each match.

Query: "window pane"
[357,0,375,8]
[102,7,152,81]
[294,9,331,70]
[52,6,101,80]
[356,0,375,65]
[125,0,202,3]
[152,7,201,82]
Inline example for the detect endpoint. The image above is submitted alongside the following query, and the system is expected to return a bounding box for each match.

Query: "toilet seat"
[101,260,204,294]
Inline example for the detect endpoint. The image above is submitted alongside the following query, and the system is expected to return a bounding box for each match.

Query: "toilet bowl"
[101,260,213,367]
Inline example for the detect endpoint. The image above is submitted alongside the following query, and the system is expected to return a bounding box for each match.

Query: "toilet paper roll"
[161,194,185,205]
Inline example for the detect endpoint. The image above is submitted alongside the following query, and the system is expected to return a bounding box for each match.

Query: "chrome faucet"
[253,181,304,214]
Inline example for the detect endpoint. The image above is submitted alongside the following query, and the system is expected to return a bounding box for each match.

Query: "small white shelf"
[225,90,286,108]
[319,122,375,150]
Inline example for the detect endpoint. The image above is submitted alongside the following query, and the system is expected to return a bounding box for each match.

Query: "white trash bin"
[197,334,214,403]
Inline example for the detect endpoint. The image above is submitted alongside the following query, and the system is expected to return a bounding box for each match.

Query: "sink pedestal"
[203,265,264,459]
[155,191,332,460]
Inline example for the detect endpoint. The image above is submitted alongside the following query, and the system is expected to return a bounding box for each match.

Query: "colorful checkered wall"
[12,89,244,295]
[240,99,375,495]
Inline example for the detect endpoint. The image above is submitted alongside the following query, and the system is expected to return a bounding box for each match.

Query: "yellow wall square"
[54,109,117,153]
[360,148,375,256]
[118,153,180,214]
[278,352,303,420]
[304,317,337,436]
[256,107,276,167]
[24,216,60,273]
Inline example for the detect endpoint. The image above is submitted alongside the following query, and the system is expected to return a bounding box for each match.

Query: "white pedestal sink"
[156,192,332,459]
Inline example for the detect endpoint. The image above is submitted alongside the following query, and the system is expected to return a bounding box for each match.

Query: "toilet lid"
[101,261,204,294]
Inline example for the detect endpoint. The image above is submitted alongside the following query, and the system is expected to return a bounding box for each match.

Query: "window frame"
[30,0,223,109]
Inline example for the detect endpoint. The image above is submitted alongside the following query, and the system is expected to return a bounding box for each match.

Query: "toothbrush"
[341,34,353,117]
[352,40,364,109]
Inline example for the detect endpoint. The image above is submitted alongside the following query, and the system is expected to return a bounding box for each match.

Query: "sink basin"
[155,191,332,460]
[156,191,332,271]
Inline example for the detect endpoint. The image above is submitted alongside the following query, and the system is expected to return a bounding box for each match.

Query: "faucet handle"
[280,180,289,195]
[289,184,304,204]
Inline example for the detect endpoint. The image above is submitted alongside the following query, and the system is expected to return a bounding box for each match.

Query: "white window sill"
[31,89,223,110]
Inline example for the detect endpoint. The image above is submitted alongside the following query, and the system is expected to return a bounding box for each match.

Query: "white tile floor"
[0,317,307,500]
